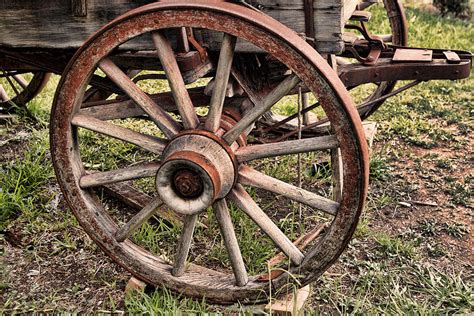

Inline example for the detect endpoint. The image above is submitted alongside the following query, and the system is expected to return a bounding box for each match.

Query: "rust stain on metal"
[172,169,204,198]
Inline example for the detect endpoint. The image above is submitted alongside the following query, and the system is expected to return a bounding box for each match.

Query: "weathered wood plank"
[71,0,87,17]
[0,0,358,54]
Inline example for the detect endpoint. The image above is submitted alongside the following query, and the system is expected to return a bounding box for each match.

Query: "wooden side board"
[0,0,358,54]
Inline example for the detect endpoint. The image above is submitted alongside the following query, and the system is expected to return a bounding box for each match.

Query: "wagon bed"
[0,0,358,54]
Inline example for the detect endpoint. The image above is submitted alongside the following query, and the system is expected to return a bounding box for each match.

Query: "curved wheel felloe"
[0,71,51,112]
[51,1,369,303]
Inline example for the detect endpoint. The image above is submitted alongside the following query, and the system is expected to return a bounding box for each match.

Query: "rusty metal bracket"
[185,28,208,63]
[345,22,386,65]
[345,45,382,65]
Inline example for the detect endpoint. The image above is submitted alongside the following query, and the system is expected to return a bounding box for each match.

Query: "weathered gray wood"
[71,0,87,17]
[152,32,199,130]
[214,199,248,287]
[205,34,237,133]
[331,148,344,202]
[0,0,358,54]
[223,75,300,144]
[235,135,338,163]
[268,224,327,267]
[12,75,28,89]
[80,87,211,121]
[0,84,8,102]
[172,214,198,277]
[238,166,339,216]
[80,162,161,188]
[99,58,181,138]
[199,0,358,54]
[229,184,304,265]
[116,197,164,242]
[71,114,166,154]
[103,182,184,224]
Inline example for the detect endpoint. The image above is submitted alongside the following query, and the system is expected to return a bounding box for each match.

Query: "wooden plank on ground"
[265,285,311,315]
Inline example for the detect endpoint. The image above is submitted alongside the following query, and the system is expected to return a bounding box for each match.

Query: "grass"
[1,2,473,314]
[125,289,209,315]
[0,129,54,230]
[317,264,473,314]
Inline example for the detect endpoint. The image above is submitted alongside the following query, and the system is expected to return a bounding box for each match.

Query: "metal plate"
[393,48,433,62]
[443,51,461,64]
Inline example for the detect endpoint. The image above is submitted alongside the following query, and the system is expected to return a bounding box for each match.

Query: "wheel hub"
[156,131,237,215]
[172,169,204,198]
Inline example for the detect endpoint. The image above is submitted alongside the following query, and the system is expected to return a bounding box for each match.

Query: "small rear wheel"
[51,1,368,303]
[0,71,50,112]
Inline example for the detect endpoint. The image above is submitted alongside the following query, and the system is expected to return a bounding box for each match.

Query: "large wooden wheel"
[0,71,50,112]
[51,1,368,303]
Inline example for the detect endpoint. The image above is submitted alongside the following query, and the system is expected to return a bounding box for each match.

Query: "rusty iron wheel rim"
[50,1,368,303]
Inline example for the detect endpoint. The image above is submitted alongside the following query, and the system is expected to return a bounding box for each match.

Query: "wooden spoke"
[3,72,20,97]
[223,74,300,144]
[98,58,181,138]
[104,182,184,224]
[115,197,164,242]
[268,224,327,268]
[80,162,161,188]
[331,148,343,202]
[80,87,210,121]
[12,74,28,89]
[205,34,237,132]
[229,184,304,265]
[239,166,339,216]
[172,214,198,277]
[0,84,8,102]
[235,135,338,163]
[152,31,199,130]
[214,199,248,287]
[231,67,262,106]
[379,34,393,43]
[71,114,167,154]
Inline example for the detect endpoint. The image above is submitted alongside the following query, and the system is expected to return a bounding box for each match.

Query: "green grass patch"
[0,130,54,230]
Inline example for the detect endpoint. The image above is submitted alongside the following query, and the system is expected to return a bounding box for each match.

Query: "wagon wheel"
[347,0,408,119]
[0,71,51,112]
[51,1,368,303]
